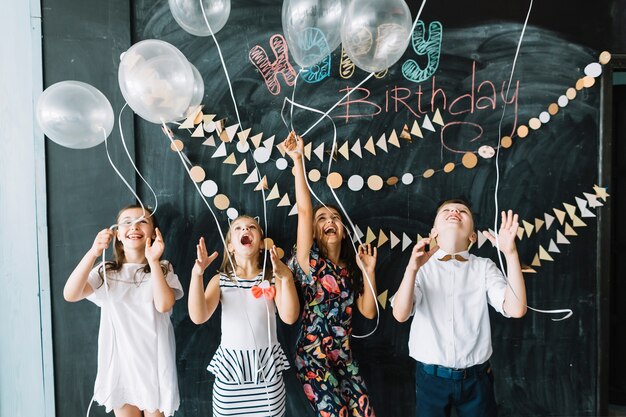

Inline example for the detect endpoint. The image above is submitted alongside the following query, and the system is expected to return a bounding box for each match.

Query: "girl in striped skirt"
[188,215,299,417]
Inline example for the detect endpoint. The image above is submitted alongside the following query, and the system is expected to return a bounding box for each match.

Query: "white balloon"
[36,81,114,149]
[119,39,194,124]
[341,0,412,73]
[282,0,345,68]
[169,0,231,37]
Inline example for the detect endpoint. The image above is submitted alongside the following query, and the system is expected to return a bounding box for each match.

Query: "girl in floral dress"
[283,133,378,417]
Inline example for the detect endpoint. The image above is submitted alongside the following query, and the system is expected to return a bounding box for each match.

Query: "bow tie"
[438,254,468,262]
[251,281,276,300]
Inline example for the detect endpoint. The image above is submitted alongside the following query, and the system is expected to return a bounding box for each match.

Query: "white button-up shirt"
[392,249,509,369]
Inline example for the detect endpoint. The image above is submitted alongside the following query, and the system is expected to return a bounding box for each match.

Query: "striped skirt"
[212,378,287,417]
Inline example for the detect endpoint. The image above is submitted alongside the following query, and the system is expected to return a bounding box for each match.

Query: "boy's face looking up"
[432,201,477,247]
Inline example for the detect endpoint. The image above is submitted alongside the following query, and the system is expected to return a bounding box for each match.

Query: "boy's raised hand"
[269,245,291,279]
[282,131,304,161]
[483,210,519,255]
[407,238,438,272]
[145,227,165,262]
[193,237,219,276]
[89,228,115,257]
[356,243,377,274]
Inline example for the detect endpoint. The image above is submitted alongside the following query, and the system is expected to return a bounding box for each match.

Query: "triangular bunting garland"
[338,141,350,160]
[191,124,205,137]
[313,142,325,162]
[563,203,577,220]
[250,133,263,148]
[277,193,291,207]
[304,142,312,160]
[232,159,248,175]
[378,230,389,247]
[390,231,400,249]
[411,120,423,138]
[544,213,555,230]
[211,142,227,158]
[433,108,444,126]
[564,222,577,236]
[538,245,554,261]
[377,289,388,309]
[254,176,268,191]
[553,208,566,225]
[266,183,280,200]
[402,233,412,251]
[534,218,545,232]
[376,134,388,152]
[548,239,560,253]
[388,130,401,148]
[522,220,534,238]
[202,135,216,147]
[223,152,237,165]
[364,137,376,155]
[531,254,541,267]
[365,227,376,245]
[244,167,259,184]
[351,139,363,158]
[422,114,435,132]
[556,229,570,244]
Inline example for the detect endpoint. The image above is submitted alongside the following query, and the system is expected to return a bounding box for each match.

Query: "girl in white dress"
[188,215,299,417]
[64,205,183,417]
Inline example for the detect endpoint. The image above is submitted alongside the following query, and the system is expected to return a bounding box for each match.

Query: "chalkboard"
[44,1,620,416]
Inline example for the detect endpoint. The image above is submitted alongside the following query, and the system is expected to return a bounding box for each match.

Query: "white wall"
[0,0,55,415]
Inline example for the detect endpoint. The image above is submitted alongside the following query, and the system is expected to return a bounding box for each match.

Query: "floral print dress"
[289,244,375,417]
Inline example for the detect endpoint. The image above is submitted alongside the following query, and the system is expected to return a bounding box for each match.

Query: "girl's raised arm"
[270,245,299,324]
[188,237,220,324]
[63,228,113,302]
[283,133,314,275]
[146,227,176,313]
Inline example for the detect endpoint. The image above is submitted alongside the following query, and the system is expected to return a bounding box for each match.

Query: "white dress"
[87,262,184,416]
[207,273,290,417]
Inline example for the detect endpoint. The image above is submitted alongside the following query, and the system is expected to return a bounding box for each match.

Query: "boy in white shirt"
[392,199,527,417]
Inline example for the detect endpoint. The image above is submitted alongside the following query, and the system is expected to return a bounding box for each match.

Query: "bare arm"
[392,239,437,322]
[146,228,176,313]
[63,228,113,302]
[188,237,221,324]
[283,133,313,274]
[484,210,527,318]
[270,246,300,324]
[355,244,378,319]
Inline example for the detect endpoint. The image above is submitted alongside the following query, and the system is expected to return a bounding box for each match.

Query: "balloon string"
[290,0,427,138]
[199,0,270,277]
[160,120,239,279]
[490,0,571,321]
[282,97,380,338]
[117,102,159,216]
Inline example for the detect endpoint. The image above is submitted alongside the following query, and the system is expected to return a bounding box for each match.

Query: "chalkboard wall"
[44,1,622,416]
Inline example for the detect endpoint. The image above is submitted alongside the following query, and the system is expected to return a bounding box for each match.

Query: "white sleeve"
[485,259,509,317]
[165,264,184,300]
[86,265,104,307]
[390,269,422,317]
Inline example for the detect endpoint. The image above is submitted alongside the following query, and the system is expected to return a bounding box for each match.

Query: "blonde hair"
[218,215,270,280]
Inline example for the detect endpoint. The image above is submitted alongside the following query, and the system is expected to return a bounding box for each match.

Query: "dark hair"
[218,215,272,281]
[312,204,363,295]
[97,205,170,287]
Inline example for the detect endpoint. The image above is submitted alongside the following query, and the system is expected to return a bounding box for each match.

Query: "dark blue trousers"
[415,361,498,417]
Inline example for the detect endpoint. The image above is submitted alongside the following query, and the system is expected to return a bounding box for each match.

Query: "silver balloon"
[341,0,412,73]
[36,81,114,149]
[169,0,231,37]
[282,0,345,68]
[118,39,195,124]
